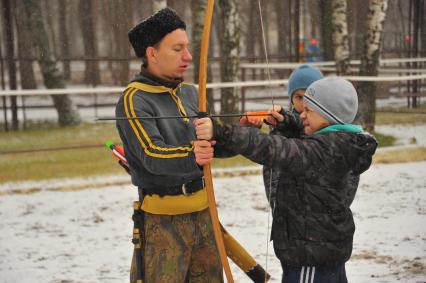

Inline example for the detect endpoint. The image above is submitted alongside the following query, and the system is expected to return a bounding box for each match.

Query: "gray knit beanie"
[303,77,358,124]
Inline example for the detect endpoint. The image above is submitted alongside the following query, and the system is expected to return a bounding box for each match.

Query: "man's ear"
[146,47,157,64]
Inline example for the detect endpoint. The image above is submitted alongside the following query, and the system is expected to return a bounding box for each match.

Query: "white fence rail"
[0,74,426,97]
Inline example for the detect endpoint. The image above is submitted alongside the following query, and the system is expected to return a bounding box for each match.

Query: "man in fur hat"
[116,8,222,283]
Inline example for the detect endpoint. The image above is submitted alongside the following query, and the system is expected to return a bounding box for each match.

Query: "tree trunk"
[332,0,351,74]
[191,0,215,114]
[348,0,368,57]
[245,0,256,60]
[58,0,71,80]
[420,0,426,57]
[294,0,300,62]
[102,0,115,81]
[356,0,389,131]
[309,0,320,39]
[168,0,185,17]
[43,0,58,57]
[319,0,334,61]
[261,0,271,60]
[20,0,81,126]
[78,0,100,86]
[1,0,19,130]
[245,0,262,79]
[14,0,37,89]
[275,0,287,60]
[111,0,131,85]
[219,0,240,123]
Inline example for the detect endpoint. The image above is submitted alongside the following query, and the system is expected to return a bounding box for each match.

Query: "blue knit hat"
[288,64,323,106]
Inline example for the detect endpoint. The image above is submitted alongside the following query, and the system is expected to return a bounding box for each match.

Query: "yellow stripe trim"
[124,88,188,158]
[128,81,171,93]
[127,88,193,154]
[141,188,208,215]
[181,82,194,87]
[129,81,191,123]
[170,89,189,123]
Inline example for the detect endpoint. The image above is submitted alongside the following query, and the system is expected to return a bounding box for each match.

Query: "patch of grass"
[373,131,396,147]
[376,106,426,124]
[374,147,426,164]
[0,122,123,182]
[0,122,120,152]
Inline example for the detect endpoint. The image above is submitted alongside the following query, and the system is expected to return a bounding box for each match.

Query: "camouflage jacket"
[213,124,377,266]
[263,110,304,209]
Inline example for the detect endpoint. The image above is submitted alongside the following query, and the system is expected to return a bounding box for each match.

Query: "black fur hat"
[128,8,186,58]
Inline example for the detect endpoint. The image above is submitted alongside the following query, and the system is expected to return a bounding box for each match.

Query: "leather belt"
[140,177,205,197]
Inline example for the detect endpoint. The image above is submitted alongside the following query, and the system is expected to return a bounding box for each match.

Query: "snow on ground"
[376,124,426,147]
[0,124,425,282]
[0,161,425,283]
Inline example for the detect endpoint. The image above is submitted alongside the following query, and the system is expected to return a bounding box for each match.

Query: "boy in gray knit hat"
[194,77,377,283]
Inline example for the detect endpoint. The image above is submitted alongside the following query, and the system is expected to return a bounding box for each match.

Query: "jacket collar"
[138,67,183,89]
[314,124,363,135]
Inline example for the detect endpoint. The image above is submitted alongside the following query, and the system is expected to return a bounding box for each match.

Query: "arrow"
[96,111,271,121]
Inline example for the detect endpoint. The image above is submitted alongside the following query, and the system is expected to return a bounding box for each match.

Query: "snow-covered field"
[0,124,425,283]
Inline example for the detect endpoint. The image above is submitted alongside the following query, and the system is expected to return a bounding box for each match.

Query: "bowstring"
[257,1,274,281]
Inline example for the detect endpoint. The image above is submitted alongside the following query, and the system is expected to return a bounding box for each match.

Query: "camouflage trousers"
[130,208,223,283]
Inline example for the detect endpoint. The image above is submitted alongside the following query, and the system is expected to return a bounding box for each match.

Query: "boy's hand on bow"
[194,117,213,140]
[264,105,285,125]
[194,140,216,165]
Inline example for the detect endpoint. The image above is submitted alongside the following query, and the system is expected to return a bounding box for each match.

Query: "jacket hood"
[315,125,377,175]
[346,132,377,175]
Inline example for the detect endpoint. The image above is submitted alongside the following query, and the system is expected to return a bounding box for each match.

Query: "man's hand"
[240,115,263,128]
[194,140,216,165]
[264,105,285,125]
[194,117,213,140]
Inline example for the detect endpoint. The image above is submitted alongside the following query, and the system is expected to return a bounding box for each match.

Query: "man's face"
[300,105,330,135]
[148,28,192,80]
[291,89,305,113]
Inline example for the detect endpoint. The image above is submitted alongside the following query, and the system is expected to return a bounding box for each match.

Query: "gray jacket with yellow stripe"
[115,74,202,190]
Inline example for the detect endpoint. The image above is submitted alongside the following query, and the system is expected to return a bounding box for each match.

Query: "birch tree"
[218,0,240,122]
[332,0,351,74]
[356,0,389,131]
[20,0,81,126]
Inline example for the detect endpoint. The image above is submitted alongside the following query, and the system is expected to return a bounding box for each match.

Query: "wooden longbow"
[197,0,234,282]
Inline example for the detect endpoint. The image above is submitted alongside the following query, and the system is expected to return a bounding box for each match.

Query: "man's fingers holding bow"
[194,140,216,165]
[193,117,213,140]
